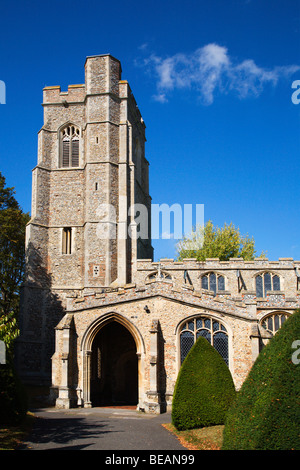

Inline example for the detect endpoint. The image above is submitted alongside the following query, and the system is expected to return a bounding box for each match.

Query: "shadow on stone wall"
[157,321,167,412]
[16,241,68,394]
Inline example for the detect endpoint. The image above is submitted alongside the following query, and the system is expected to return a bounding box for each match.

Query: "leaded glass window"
[180,331,194,364]
[147,270,172,281]
[201,275,209,290]
[264,272,272,293]
[273,275,280,291]
[180,316,229,366]
[213,331,229,365]
[218,275,225,291]
[62,227,72,254]
[255,272,281,297]
[261,313,289,336]
[201,273,225,293]
[256,274,263,298]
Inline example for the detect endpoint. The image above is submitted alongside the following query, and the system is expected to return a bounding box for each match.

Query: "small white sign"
[0,340,6,364]
[0,81,6,104]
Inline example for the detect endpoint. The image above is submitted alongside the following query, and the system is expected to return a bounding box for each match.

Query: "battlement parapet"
[136,257,299,271]
[43,84,86,104]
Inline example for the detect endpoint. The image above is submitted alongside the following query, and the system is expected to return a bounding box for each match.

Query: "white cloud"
[138,43,149,51]
[142,44,299,104]
[161,231,175,239]
[153,93,168,103]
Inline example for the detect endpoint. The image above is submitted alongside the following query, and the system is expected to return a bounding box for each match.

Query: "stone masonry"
[17,55,300,412]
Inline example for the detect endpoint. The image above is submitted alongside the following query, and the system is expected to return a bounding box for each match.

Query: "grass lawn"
[163,423,224,450]
[0,413,35,450]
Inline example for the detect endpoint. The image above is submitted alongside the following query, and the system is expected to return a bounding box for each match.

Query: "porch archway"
[81,312,145,408]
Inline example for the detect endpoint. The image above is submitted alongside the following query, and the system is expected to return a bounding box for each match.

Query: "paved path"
[19,407,186,451]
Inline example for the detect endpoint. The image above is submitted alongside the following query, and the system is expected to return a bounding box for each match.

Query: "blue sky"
[0,0,299,261]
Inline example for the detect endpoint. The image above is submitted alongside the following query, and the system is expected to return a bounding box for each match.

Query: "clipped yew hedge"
[0,365,28,424]
[222,309,300,450]
[172,336,236,431]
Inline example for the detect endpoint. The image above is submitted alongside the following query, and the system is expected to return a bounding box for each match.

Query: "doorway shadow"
[90,321,138,407]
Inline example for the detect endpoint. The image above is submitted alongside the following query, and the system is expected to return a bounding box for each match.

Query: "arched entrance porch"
[91,322,138,406]
[81,312,145,409]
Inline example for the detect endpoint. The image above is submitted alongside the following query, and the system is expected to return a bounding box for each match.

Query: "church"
[17,54,300,412]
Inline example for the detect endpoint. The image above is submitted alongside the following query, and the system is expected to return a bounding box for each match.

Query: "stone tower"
[17,55,153,385]
[16,55,300,411]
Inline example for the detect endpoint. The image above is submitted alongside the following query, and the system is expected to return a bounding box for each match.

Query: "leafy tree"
[0,173,30,424]
[172,336,236,430]
[222,310,300,450]
[0,172,30,353]
[176,220,265,261]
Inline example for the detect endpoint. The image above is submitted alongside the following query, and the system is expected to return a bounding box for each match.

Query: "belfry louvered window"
[61,125,80,167]
[179,317,229,366]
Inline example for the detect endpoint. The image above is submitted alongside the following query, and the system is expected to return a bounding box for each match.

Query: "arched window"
[147,270,172,282]
[60,125,80,168]
[255,272,280,298]
[201,272,225,293]
[179,316,229,366]
[260,312,289,336]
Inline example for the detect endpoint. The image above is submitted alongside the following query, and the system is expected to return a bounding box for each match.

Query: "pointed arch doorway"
[90,321,138,406]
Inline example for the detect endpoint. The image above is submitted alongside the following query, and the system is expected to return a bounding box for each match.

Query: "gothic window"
[60,125,80,168]
[201,272,225,293]
[147,270,172,282]
[62,227,72,254]
[179,317,229,366]
[260,312,289,336]
[255,272,281,297]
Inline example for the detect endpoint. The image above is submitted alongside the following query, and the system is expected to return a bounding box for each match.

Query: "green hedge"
[222,310,300,450]
[172,336,236,430]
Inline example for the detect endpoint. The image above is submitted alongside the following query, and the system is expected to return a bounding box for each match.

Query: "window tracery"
[147,270,172,282]
[60,124,80,168]
[201,272,225,293]
[179,316,229,366]
[260,312,289,336]
[255,272,280,297]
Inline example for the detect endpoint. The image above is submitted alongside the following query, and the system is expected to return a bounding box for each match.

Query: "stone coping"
[65,280,300,319]
[136,257,300,270]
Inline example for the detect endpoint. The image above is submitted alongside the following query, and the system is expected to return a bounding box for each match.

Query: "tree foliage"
[0,172,30,352]
[172,336,236,431]
[222,310,300,450]
[176,220,265,261]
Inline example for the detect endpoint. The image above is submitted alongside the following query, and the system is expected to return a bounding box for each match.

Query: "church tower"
[17,55,153,385]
